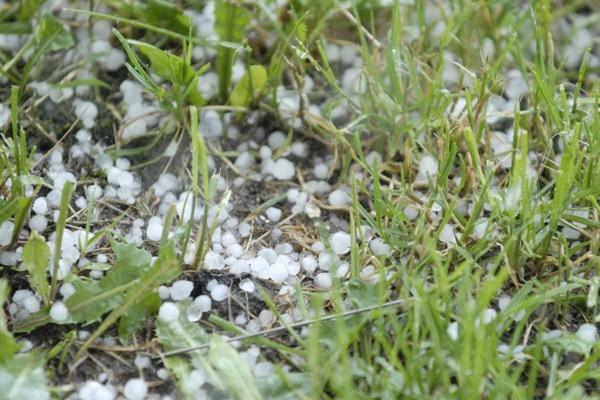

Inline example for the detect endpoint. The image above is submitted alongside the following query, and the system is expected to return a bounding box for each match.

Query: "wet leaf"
[230,65,267,107]
[0,351,49,400]
[21,233,50,304]
[209,334,261,400]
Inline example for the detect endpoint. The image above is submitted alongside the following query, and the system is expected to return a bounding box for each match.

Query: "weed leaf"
[209,334,262,400]
[230,65,267,107]
[21,233,50,304]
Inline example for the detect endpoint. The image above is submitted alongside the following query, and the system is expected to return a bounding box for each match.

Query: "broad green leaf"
[65,240,151,323]
[157,302,227,395]
[118,291,161,343]
[0,280,21,362]
[0,22,32,35]
[156,301,211,352]
[145,0,192,36]
[0,351,49,400]
[296,22,308,44]
[230,65,267,107]
[34,12,73,52]
[21,233,50,304]
[214,0,252,101]
[73,241,180,360]
[256,373,315,399]
[546,333,593,355]
[136,41,205,106]
[209,335,262,400]
[346,278,381,308]
[0,331,22,363]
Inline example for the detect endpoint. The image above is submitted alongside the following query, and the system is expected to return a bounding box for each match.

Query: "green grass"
[2,0,600,398]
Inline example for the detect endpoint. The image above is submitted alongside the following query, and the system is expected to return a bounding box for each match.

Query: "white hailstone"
[318,249,337,271]
[106,167,122,186]
[238,222,251,237]
[275,243,293,254]
[123,378,148,400]
[221,231,237,247]
[497,295,511,311]
[92,19,112,40]
[158,302,179,323]
[146,216,163,242]
[32,197,48,215]
[265,207,282,222]
[194,295,212,312]
[360,264,378,281]
[45,189,61,207]
[504,181,522,213]
[259,145,272,160]
[122,119,147,141]
[268,131,286,150]
[339,45,358,64]
[117,171,134,188]
[313,163,328,180]
[287,188,299,203]
[22,297,39,314]
[204,250,225,269]
[576,324,597,344]
[170,280,194,301]
[480,308,497,325]
[74,101,98,121]
[314,272,333,289]
[60,283,76,299]
[365,151,383,166]
[75,196,88,209]
[312,240,325,252]
[249,256,269,275]
[254,361,274,377]
[54,171,77,191]
[269,263,289,283]
[199,109,222,138]
[226,243,244,258]
[447,322,459,341]
[504,69,528,100]
[291,142,308,157]
[157,368,170,380]
[186,303,203,322]
[270,158,295,180]
[369,238,390,256]
[416,156,438,182]
[239,278,255,293]
[29,215,47,232]
[403,205,419,220]
[302,256,318,273]
[334,262,349,278]
[341,66,362,93]
[246,319,261,334]
[272,228,283,241]
[78,381,118,400]
[258,310,275,327]
[305,180,331,194]
[330,232,351,255]
[210,284,229,301]
[49,301,69,321]
[0,251,19,266]
[235,314,248,326]
[328,189,351,206]
[134,355,151,369]
[234,152,255,171]
[104,48,126,71]
[438,224,458,245]
[13,289,34,304]
[0,221,14,246]
[257,248,277,263]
